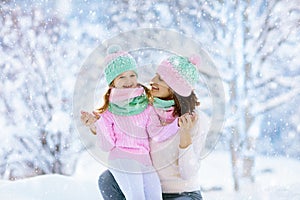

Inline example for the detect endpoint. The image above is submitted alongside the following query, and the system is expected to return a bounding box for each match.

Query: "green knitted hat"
[104,45,138,85]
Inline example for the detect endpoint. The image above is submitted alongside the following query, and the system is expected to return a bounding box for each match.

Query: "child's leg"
[143,166,163,200]
[109,159,146,200]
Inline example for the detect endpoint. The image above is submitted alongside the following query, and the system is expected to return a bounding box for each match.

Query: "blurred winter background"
[0,0,300,199]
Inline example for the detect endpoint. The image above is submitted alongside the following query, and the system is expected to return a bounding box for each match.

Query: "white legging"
[109,159,162,200]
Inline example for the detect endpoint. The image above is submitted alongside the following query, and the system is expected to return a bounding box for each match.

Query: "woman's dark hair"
[159,89,200,117]
[173,91,200,117]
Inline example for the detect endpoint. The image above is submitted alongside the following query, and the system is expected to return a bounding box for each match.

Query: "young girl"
[82,47,180,200]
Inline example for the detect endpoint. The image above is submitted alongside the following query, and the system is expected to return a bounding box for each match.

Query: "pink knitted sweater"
[94,87,179,166]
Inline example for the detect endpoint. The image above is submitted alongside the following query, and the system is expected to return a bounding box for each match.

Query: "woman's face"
[112,70,138,89]
[150,74,173,98]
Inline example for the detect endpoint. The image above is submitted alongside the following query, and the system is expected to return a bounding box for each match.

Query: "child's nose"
[124,79,133,85]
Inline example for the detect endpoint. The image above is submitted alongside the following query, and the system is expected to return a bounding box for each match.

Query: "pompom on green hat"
[104,45,138,85]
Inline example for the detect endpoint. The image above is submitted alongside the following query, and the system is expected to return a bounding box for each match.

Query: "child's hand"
[80,111,97,126]
[80,111,99,135]
[92,111,101,120]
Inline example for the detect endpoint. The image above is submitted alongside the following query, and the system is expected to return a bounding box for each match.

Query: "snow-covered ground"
[1,150,300,200]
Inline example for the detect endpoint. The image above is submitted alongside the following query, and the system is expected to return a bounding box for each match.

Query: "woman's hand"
[178,112,198,149]
[178,112,197,130]
[80,111,99,135]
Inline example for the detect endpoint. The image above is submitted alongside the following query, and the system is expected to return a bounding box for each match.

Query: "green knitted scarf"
[153,97,175,109]
[108,95,149,116]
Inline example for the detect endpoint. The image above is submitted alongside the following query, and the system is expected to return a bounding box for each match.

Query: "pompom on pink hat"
[156,55,200,97]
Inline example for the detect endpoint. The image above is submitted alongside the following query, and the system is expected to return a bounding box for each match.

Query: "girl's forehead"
[119,70,136,76]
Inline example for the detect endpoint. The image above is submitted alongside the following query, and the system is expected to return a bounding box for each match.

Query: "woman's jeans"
[98,170,203,200]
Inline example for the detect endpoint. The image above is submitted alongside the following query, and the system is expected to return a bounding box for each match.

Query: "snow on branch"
[251,87,300,115]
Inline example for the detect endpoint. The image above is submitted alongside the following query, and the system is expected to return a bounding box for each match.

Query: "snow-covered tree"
[197,0,300,190]
[0,1,101,179]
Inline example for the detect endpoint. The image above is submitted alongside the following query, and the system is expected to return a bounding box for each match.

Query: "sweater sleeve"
[146,106,179,142]
[94,112,116,152]
[178,111,210,179]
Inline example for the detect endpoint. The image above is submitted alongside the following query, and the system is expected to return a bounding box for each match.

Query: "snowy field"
[0,151,300,200]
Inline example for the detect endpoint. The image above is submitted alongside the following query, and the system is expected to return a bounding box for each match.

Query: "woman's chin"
[151,90,159,97]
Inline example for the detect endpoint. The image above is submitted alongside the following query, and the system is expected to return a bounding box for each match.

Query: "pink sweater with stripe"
[94,87,179,166]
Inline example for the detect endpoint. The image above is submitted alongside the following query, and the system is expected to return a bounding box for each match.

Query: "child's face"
[112,70,138,89]
[150,74,173,98]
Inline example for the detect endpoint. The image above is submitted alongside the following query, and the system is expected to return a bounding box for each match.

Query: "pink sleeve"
[146,106,179,142]
[94,112,116,151]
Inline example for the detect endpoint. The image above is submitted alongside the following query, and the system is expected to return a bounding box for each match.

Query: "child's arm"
[94,113,116,151]
[146,106,179,142]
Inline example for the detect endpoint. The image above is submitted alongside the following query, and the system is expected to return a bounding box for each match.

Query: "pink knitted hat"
[156,55,200,97]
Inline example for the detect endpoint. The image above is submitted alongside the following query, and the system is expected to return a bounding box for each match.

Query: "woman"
[97,55,210,200]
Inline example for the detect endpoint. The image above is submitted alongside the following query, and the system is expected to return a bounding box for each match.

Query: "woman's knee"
[98,170,125,200]
[98,170,113,189]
